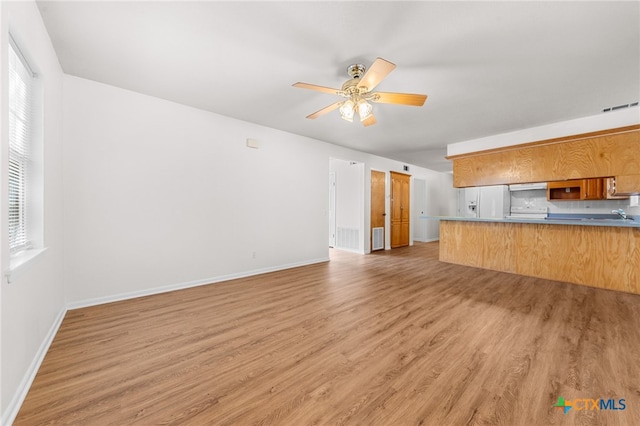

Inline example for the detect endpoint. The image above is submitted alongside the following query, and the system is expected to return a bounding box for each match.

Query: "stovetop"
[505,206,548,219]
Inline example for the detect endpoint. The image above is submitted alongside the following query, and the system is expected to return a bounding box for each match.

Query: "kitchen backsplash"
[510,189,634,214]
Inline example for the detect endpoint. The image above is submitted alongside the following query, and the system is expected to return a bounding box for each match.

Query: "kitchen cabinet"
[439,219,640,295]
[547,178,604,201]
[611,175,640,196]
[584,178,604,200]
[449,125,640,188]
[605,177,630,199]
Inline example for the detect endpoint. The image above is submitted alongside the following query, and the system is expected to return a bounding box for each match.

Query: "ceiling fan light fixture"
[357,99,373,121]
[340,100,355,122]
[293,57,427,126]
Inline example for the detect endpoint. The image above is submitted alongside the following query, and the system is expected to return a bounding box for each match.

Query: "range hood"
[508,182,548,191]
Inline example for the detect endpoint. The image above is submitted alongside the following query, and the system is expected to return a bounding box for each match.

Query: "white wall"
[62,76,458,307]
[510,189,634,215]
[1,1,65,422]
[63,75,333,304]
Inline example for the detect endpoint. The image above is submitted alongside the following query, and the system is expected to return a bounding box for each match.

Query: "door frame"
[328,171,336,247]
[370,169,386,252]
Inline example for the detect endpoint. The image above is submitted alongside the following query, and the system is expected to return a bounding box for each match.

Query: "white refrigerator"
[458,185,510,218]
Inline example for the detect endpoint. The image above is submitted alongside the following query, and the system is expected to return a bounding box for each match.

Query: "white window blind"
[8,36,35,254]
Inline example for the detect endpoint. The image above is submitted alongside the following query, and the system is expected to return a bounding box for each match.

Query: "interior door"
[413,178,427,242]
[370,170,386,251]
[391,171,410,248]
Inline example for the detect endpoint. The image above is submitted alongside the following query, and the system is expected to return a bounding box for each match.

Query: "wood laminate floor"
[15,242,640,425]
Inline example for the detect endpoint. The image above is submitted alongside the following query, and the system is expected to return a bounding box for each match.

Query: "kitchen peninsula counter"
[438,215,640,228]
[438,217,640,294]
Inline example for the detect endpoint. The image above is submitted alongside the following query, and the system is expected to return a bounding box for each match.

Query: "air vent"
[372,227,384,250]
[602,101,639,112]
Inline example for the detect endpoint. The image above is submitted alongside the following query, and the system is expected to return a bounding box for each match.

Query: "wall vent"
[372,227,384,250]
[336,227,359,250]
[602,101,638,112]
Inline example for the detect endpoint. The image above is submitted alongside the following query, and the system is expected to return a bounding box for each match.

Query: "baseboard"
[331,247,364,254]
[66,257,330,310]
[2,306,67,426]
[413,238,440,243]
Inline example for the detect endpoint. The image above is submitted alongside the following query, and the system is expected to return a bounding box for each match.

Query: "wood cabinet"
[547,176,636,200]
[547,178,604,201]
[439,219,640,295]
[584,178,604,200]
[613,175,640,196]
[605,177,631,199]
[448,125,640,189]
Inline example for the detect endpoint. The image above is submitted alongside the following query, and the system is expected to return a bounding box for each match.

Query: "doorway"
[390,171,410,248]
[329,158,364,253]
[370,170,386,251]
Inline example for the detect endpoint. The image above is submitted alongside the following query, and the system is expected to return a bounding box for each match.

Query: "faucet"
[612,209,628,220]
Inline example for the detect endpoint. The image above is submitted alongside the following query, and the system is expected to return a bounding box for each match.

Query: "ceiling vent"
[602,101,639,112]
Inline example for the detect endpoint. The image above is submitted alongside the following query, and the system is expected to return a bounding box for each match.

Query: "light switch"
[246,138,260,149]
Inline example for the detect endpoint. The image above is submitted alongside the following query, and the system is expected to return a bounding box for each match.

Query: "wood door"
[390,172,410,248]
[370,170,386,251]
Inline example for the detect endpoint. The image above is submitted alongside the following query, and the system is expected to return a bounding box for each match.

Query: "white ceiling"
[36,1,639,172]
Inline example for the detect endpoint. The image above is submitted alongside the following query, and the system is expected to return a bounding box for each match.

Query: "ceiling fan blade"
[306,101,342,119]
[362,113,377,127]
[293,82,341,95]
[357,58,396,91]
[370,92,427,107]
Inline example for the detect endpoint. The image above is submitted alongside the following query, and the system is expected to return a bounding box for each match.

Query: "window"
[8,36,36,255]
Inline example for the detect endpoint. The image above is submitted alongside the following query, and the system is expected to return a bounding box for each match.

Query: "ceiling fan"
[293,57,427,127]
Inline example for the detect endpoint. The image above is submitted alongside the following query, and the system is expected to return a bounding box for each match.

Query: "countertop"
[433,215,640,228]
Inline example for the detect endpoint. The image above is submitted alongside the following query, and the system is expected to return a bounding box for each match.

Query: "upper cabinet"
[547,178,604,201]
[605,177,630,199]
[613,175,640,196]
[448,125,640,194]
[546,176,635,200]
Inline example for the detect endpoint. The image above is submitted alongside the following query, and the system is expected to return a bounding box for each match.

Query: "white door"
[413,178,428,241]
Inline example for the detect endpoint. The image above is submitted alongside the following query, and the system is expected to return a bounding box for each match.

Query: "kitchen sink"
[580,218,634,222]
[546,213,636,223]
